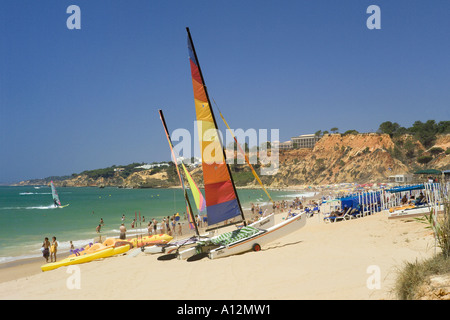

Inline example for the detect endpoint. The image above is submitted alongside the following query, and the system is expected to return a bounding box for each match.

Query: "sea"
[0,185,315,264]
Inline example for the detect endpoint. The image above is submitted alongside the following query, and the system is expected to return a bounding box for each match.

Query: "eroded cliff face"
[59,170,171,189]
[269,133,408,186]
[431,134,450,169]
[18,134,450,188]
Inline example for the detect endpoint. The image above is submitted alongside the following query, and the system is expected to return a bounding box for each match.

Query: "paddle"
[186,252,209,262]
[157,253,178,261]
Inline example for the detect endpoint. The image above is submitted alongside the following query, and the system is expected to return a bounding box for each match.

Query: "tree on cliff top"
[378,120,450,149]
[377,121,407,137]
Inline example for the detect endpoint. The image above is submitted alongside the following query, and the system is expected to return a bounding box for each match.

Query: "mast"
[186,27,247,228]
[159,109,201,236]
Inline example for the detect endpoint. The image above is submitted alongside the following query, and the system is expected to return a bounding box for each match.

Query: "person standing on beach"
[119,223,127,240]
[171,217,176,236]
[152,218,157,235]
[42,237,50,263]
[50,236,58,262]
[166,216,171,236]
[147,221,152,235]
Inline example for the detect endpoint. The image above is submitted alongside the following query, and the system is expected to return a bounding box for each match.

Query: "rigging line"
[210,96,275,204]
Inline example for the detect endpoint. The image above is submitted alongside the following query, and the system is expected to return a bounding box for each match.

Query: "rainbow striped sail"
[186,28,244,227]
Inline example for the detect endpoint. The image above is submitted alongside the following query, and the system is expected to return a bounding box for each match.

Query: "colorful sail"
[181,162,206,214]
[50,181,61,206]
[186,28,244,226]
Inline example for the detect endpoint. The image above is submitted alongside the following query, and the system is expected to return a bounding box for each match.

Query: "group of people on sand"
[401,192,426,206]
[145,215,184,237]
[118,214,185,240]
[41,236,58,263]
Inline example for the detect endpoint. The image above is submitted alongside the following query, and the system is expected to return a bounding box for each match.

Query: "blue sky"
[1,1,449,184]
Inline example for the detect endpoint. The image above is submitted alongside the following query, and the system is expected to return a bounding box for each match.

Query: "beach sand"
[0,208,436,300]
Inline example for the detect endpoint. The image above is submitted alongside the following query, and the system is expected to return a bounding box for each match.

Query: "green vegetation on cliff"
[377,120,450,148]
[76,163,145,180]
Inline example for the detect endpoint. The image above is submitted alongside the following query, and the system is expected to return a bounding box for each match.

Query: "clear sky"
[1,1,449,184]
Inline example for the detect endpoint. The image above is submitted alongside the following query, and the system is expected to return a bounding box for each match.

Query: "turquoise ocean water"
[0,186,312,264]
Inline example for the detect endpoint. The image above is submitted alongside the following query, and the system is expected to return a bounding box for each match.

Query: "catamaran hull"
[209,213,306,259]
[143,239,197,254]
[176,213,276,260]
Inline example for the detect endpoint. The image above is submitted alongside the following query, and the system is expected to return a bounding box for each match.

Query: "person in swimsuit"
[119,223,127,240]
[152,218,157,235]
[42,237,50,263]
[50,236,58,262]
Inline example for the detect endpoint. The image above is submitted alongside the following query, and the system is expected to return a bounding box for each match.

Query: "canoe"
[389,204,415,213]
[41,244,130,272]
[68,242,109,258]
[103,234,172,248]
[111,244,131,255]
[126,234,172,248]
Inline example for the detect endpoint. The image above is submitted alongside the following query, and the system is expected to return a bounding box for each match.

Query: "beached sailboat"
[143,110,206,256]
[50,181,69,208]
[147,110,275,258]
[176,28,306,260]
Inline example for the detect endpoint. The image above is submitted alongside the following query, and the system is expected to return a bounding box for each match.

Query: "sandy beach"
[0,206,436,300]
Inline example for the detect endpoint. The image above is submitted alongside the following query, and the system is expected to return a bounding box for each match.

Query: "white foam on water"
[19,192,51,195]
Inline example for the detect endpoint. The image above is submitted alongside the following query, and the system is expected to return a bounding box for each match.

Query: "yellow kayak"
[389,204,415,213]
[103,234,173,248]
[41,244,130,272]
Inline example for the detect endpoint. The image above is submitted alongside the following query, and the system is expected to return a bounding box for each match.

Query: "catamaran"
[143,109,206,257]
[50,181,69,208]
[174,28,306,261]
[145,110,276,258]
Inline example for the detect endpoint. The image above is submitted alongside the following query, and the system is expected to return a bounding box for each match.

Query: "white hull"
[143,240,197,254]
[177,213,276,260]
[177,213,305,260]
[209,213,306,259]
[143,245,165,254]
[388,204,444,219]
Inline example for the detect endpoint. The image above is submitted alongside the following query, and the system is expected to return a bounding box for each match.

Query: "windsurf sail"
[50,181,61,206]
[159,109,201,234]
[186,27,246,228]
